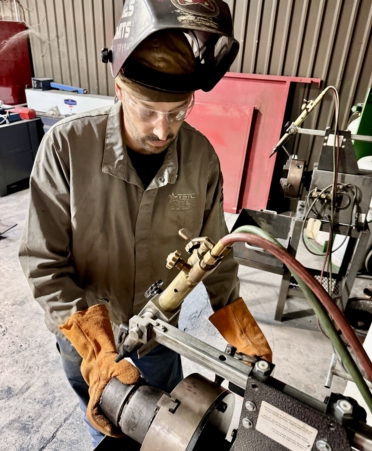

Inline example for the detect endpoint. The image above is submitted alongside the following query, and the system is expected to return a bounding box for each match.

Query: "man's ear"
[115,83,124,102]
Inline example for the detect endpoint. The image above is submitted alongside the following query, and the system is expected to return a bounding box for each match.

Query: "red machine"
[0,21,33,105]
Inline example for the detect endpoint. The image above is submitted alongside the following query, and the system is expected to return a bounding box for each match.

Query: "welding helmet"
[101,0,239,93]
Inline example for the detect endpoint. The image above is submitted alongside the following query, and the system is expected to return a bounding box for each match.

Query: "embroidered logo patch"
[169,193,196,211]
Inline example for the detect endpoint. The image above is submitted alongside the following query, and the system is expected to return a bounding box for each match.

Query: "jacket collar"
[102,102,179,188]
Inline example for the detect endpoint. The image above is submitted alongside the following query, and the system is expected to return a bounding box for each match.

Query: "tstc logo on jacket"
[169,193,196,211]
[172,0,219,16]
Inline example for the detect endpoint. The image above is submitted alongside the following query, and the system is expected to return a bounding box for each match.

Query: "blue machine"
[31,77,87,95]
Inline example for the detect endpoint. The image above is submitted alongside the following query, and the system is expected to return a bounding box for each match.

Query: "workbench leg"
[275,269,291,321]
[0,163,7,197]
[274,220,303,322]
[340,231,371,311]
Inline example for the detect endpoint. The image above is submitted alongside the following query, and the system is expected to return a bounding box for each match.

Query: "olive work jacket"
[19,101,240,339]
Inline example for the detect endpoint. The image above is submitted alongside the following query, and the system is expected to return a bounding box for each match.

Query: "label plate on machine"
[256,401,318,451]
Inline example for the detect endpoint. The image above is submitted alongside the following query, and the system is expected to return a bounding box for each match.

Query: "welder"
[19,0,272,447]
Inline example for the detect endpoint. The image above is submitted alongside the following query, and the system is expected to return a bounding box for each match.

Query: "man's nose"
[152,115,170,141]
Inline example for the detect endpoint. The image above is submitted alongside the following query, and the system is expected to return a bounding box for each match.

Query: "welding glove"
[59,304,140,437]
[209,297,272,362]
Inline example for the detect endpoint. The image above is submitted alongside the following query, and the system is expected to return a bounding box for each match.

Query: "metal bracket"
[280,156,306,198]
[157,394,180,414]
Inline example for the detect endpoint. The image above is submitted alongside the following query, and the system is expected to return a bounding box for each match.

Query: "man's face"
[115,83,192,155]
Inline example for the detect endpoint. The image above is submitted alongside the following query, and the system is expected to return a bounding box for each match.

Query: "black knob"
[144,280,164,299]
[101,47,112,63]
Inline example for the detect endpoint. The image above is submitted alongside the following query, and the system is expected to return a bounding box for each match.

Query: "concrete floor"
[0,189,351,450]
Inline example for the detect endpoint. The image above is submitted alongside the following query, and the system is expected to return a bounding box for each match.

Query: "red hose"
[220,232,372,382]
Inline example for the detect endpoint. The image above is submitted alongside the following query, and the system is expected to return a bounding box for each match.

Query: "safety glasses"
[124,92,195,124]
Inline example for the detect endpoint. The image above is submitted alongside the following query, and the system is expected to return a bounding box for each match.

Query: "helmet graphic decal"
[106,0,239,88]
[178,0,216,11]
[171,0,219,17]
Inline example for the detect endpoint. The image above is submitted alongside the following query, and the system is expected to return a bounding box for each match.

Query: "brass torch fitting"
[158,239,231,312]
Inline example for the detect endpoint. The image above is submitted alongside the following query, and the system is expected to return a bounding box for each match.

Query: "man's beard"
[126,112,176,154]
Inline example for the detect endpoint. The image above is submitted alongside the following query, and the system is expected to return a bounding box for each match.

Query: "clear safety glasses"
[124,92,195,124]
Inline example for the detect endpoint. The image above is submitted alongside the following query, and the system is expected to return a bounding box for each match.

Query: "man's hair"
[125,29,196,76]
[116,29,196,102]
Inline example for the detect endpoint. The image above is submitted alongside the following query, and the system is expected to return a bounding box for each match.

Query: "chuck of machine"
[100,373,236,451]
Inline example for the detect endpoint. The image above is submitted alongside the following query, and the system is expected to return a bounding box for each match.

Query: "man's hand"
[209,297,272,362]
[59,304,140,437]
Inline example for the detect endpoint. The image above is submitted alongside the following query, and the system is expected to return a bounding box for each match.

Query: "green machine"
[353,87,372,160]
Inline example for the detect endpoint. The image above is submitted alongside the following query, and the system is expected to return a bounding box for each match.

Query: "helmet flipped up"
[101,0,239,94]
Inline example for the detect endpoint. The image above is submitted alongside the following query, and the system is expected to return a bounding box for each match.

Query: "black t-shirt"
[127,147,167,189]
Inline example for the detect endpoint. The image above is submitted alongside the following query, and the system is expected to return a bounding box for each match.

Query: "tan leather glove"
[209,297,272,362]
[59,304,140,437]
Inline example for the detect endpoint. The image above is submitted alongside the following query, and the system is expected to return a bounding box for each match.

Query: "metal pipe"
[292,127,372,142]
[325,353,338,388]
[13,0,19,22]
[151,320,328,414]
[151,321,251,389]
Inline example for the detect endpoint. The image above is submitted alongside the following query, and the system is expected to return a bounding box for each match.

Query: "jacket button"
[158,177,165,183]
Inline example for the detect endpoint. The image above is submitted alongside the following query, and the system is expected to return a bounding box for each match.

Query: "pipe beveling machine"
[95,227,372,451]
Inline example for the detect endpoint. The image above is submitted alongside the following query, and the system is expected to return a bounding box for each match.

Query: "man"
[19,1,271,447]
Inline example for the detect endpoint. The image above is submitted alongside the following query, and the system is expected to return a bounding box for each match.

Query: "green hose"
[234,225,372,412]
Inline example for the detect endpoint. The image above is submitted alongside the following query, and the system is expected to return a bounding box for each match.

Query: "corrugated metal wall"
[2,0,371,163]
[225,0,372,166]
[0,2,16,20]
[0,2,15,20]
[20,0,125,98]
